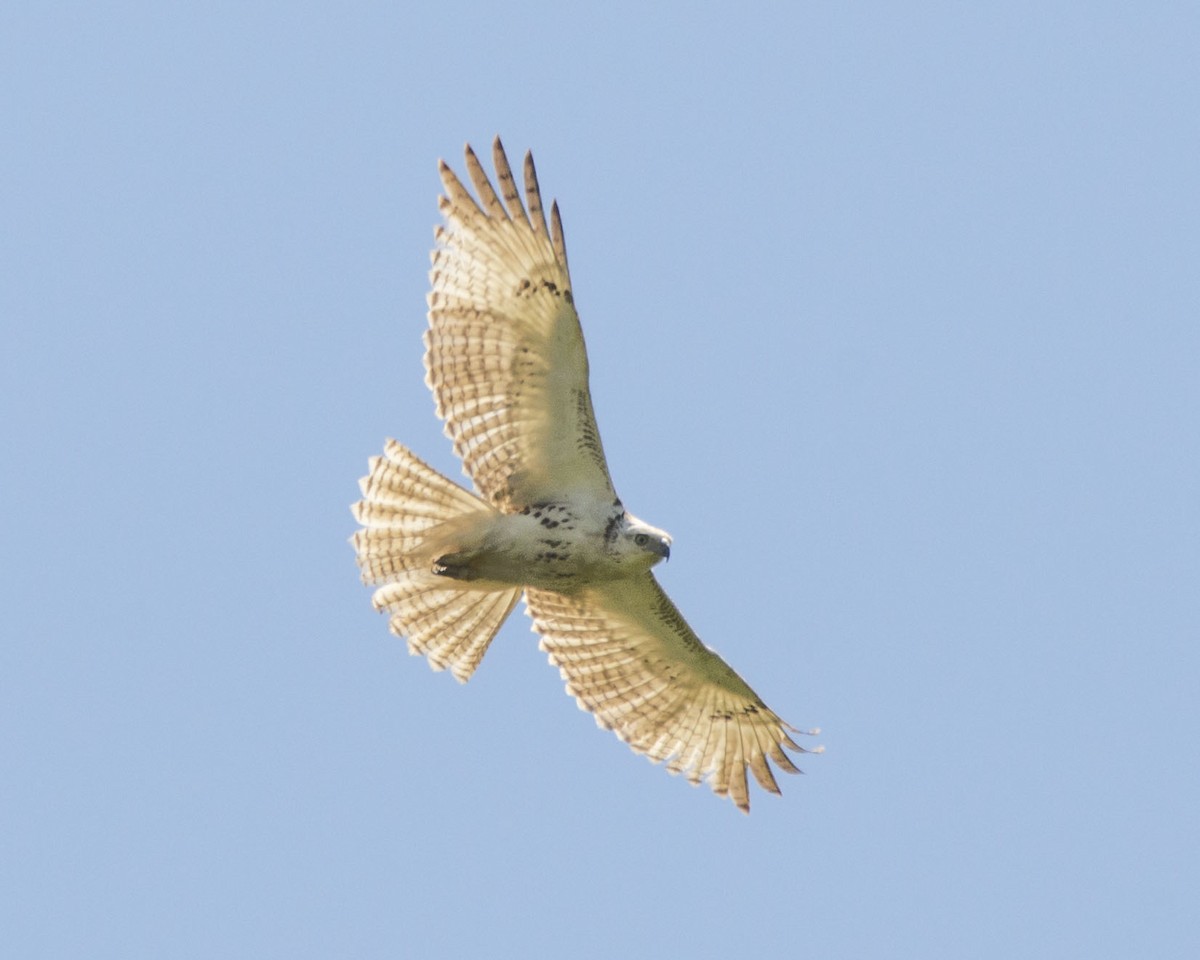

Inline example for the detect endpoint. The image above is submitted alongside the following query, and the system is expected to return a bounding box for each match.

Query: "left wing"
[524,575,820,812]
[425,138,616,511]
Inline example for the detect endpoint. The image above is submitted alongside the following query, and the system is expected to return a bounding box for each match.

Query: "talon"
[433,554,478,581]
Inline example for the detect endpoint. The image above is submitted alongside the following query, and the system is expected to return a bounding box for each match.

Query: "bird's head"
[610,511,672,570]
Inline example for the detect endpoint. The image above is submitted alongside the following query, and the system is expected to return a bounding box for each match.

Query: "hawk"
[352,138,820,812]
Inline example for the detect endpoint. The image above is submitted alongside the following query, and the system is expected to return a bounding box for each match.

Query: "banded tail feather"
[352,440,520,683]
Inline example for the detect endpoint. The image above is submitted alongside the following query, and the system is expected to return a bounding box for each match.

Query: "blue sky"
[3,2,1198,957]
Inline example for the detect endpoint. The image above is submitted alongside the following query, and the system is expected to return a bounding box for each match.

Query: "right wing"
[524,574,820,812]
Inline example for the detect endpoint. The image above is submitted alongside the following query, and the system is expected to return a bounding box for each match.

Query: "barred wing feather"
[525,575,819,812]
[426,138,615,510]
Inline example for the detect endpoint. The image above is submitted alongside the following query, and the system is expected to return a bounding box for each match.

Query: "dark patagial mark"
[652,590,705,653]
[603,510,624,545]
[572,389,608,472]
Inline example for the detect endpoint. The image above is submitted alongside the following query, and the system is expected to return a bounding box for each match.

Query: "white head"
[607,510,672,569]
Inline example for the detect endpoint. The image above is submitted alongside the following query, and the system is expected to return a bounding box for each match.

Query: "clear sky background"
[3,3,1198,958]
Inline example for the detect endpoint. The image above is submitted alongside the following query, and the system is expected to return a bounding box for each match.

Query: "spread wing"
[524,575,820,812]
[425,138,615,511]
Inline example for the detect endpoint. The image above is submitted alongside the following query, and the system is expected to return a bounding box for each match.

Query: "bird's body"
[353,138,819,811]
[431,495,667,589]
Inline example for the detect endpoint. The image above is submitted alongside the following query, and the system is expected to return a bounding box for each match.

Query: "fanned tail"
[351,439,520,682]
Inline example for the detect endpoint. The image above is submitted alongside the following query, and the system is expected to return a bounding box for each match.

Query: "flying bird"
[352,138,820,812]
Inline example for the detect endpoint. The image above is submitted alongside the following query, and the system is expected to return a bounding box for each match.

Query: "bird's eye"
[634,534,648,546]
